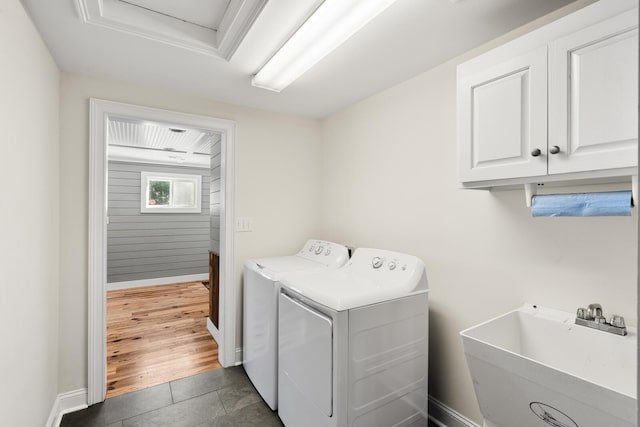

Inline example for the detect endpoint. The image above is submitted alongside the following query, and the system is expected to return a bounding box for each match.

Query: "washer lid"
[246,256,325,280]
[245,239,350,280]
[280,248,428,311]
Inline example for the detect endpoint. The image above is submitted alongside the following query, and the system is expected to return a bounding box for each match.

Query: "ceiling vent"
[74,0,268,59]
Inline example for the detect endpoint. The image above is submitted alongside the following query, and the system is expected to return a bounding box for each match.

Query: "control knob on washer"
[372,257,383,269]
[315,246,323,255]
[388,260,397,270]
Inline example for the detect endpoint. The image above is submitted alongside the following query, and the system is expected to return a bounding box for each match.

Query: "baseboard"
[206,318,243,367]
[46,388,88,427]
[235,347,243,366]
[207,317,221,344]
[45,394,60,427]
[107,273,209,291]
[428,395,480,427]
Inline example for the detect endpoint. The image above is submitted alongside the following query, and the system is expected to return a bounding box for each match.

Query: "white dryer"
[278,248,429,427]
[243,240,349,410]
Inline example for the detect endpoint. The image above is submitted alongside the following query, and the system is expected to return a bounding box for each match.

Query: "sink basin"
[460,304,637,427]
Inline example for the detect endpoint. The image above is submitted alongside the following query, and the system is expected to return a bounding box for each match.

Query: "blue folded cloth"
[531,191,632,217]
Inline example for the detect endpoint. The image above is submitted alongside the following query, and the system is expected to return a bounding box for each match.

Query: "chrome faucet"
[587,303,604,322]
[575,303,627,336]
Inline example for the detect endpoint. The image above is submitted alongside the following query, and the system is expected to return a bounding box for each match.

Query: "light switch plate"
[236,217,253,232]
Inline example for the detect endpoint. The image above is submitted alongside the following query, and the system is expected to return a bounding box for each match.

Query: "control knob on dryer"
[315,246,324,255]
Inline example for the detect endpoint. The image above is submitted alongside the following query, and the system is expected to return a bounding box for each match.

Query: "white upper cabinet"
[458,47,547,182]
[458,1,638,186]
[548,9,638,175]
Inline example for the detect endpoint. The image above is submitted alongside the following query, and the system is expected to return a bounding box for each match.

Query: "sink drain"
[529,402,578,427]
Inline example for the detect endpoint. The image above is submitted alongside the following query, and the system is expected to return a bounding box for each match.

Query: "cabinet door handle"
[549,145,560,155]
[531,148,542,157]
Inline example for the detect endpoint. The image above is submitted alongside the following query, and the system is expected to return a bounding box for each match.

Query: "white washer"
[278,248,429,427]
[243,240,349,411]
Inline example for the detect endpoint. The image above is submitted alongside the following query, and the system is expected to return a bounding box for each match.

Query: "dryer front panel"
[279,292,333,417]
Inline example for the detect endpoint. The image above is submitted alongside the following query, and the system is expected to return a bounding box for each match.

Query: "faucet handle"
[587,303,603,320]
[610,314,626,328]
[576,307,588,319]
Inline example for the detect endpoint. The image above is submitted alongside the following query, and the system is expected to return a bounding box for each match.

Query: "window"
[140,171,202,213]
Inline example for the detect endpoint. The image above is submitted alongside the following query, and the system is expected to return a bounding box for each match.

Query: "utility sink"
[461,304,637,427]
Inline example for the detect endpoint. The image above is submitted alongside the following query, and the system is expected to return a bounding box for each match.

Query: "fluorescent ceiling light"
[251,0,399,92]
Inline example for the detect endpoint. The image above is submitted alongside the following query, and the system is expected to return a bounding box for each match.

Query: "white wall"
[58,72,322,392]
[318,2,636,423]
[0,1,60,425]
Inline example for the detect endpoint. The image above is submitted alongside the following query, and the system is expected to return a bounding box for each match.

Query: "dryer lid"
[280,248,428,311]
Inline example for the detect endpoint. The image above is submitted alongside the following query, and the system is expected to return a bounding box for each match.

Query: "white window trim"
[140,171,202,213]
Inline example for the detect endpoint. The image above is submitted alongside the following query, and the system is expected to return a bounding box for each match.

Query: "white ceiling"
[107,118,216,168]
[22,0,576,118]
[108,118,215,154]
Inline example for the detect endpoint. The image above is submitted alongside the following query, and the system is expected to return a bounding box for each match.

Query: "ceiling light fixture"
[251,0,399,92]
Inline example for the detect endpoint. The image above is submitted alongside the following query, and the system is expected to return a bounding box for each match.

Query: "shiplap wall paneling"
[107,161,210,283]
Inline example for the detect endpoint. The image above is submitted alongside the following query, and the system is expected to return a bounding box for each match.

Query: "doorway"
[88,99,237,405]
[105,117,219,397]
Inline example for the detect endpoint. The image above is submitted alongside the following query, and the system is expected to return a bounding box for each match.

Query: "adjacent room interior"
[104,117,222,397]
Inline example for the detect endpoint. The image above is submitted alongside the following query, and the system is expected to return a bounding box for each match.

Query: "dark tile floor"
[61,366,283,427]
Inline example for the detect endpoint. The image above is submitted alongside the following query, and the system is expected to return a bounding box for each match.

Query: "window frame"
[140,171,202,213]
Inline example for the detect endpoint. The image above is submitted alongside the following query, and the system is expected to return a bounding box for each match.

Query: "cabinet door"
[458,46,547,182]
[549,9,638,175]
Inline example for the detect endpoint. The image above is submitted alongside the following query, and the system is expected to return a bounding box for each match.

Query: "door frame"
[87,99,237,404]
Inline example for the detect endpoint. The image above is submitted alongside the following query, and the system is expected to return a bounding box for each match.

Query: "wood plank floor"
[106,281,221,398]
